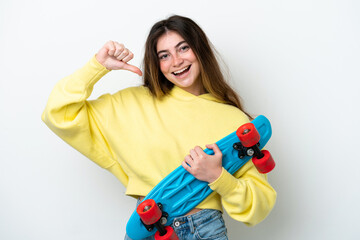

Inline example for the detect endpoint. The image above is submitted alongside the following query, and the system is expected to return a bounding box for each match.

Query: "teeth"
[173,66,189,75]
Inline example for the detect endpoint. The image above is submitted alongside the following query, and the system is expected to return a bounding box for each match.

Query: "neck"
[179,82,206,96]
[182,87,206,96]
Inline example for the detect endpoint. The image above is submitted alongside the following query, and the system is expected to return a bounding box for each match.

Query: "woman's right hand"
[95,41,143,76]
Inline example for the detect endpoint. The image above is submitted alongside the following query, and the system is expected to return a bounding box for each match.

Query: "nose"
[172,53,184,67]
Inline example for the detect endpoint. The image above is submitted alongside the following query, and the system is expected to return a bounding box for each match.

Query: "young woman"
[42,15,276,240]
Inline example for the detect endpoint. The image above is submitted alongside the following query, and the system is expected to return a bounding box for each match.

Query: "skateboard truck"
[140,203,168,232]
[137,199,178,240]
[233,142,261,159]
[235,122,275,173]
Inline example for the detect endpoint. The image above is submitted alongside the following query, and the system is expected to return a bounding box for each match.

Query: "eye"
[159,54,169,60]
[179,45,190,52]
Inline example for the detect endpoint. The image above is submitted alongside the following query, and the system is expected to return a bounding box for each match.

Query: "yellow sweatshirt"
[42,56,276,226]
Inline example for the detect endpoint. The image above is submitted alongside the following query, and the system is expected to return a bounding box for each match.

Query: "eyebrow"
[157,41,187,55]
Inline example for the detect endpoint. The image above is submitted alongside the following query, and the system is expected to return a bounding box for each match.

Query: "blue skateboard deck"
[126,115,272,239]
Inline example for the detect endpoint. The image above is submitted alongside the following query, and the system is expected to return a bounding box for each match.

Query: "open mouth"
[172,65,191,76]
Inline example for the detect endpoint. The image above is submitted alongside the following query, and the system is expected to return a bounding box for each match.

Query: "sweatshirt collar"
[169,86,225,103]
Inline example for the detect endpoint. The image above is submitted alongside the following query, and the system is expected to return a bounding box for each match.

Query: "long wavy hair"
[143,15,252,119]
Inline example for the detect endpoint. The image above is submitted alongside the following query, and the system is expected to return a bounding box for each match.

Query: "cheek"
[159,62,169,75]
[192,62,200,76]
[188,51,200,72]
[188,50,198,62]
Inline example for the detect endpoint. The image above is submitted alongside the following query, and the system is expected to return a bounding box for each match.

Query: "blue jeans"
[125,207,228,240]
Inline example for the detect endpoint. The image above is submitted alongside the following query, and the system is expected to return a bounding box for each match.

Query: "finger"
[113,42,125,58]
[206,143,222,155]
[184,155,194,165]
[182,161,192,172]
[106,41,116,56]
[122,63,143,76]
[194,146,204,156]
[117,48,130,61]
[190,149,198,159]
[122,51,134,63]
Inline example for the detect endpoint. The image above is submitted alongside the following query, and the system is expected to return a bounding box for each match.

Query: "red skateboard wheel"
[252,150,275,173]
[136,199,162,225]
[154,226,179,240]
[236,123,260,147]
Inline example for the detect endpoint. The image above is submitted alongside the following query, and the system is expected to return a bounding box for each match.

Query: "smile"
[172,65,191,76]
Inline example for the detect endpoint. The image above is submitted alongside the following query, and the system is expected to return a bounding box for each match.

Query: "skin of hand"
[95,40,143,76]
[182,143,223,183]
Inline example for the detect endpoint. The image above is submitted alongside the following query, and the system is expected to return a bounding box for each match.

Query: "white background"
[1,0,359,239]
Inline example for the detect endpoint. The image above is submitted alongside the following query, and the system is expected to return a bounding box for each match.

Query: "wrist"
[208,167,223,184]
[95,54,107,68]
[95,54,114,71]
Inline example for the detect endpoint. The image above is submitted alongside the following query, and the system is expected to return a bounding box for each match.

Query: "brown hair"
[143,15,252,119]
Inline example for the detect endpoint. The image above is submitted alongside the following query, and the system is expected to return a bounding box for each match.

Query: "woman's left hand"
[182,143,223,183]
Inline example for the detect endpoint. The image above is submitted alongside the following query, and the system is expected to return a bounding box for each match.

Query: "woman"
[42,15,276,240]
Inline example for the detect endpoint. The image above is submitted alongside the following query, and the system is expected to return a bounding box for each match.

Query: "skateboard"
[126,115,274,240]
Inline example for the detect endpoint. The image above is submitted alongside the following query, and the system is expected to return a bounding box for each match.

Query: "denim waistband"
[172,209,222,230]
[136,198,222,228]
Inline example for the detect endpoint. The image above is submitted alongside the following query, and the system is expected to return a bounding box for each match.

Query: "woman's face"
[156,31,203,96]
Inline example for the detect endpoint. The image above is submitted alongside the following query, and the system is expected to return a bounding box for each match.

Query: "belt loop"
[187,216,195,234]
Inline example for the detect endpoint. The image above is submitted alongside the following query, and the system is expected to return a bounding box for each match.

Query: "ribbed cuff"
[74,55,111,91]
[208,167,239,197]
